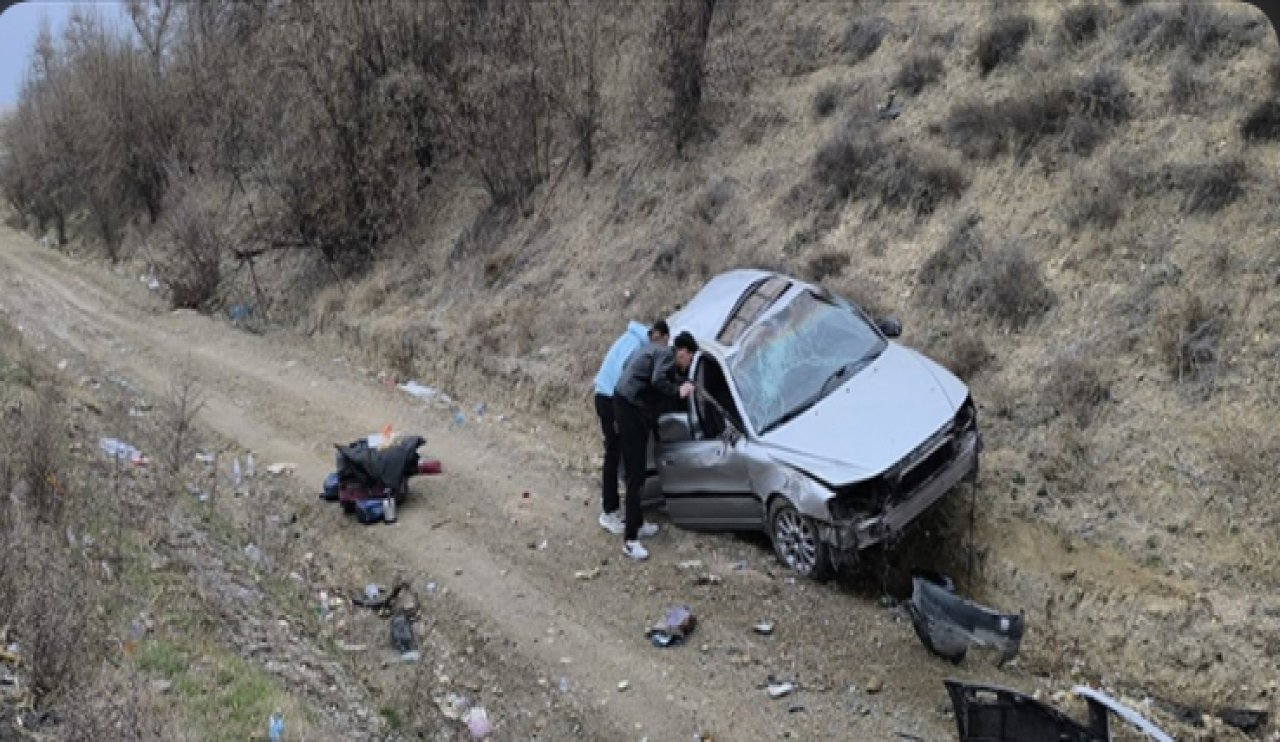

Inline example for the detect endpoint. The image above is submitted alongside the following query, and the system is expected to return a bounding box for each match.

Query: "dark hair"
[673,331,698,353]
[651,319,670,338]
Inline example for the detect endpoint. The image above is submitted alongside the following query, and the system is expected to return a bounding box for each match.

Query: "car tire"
[768,498,833,581]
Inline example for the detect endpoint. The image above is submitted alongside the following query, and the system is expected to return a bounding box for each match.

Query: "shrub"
[811,122,967,219]
[968,245,1056,330]
[976,15,1035,76]
[155,175,227,311]
[813,82,842,119]
[918,213,984,292]
[1155,292,1226,391]
[1074,69,1133,124]
[894,52,944,96]
[839,17,889,63]
[805,251,851,283]
[1121,1,1259,61]
[1174,159,1246,215]
[1168,57,1210,111]
[1044,352,1111,426]
[1060,4,1106,45]
[939,102,1007,161]
[940,330,995,381]
[1064,177,1125,231]
[1240,101,1280,143]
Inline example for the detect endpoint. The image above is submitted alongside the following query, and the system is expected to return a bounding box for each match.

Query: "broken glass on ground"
[907,571,1024,666]
[646,604,697,647]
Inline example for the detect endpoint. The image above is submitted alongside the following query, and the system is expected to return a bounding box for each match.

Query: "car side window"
[694,354,743,439]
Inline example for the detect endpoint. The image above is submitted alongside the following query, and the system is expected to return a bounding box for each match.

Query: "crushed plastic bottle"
[232,457,243,486]
[268,710,284,741]
[246,452,256,479]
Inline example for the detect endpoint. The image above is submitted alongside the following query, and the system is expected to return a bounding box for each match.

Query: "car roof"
[666,268,806,357]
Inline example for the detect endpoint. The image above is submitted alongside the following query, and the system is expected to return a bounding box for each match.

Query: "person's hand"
[679,381,694,399]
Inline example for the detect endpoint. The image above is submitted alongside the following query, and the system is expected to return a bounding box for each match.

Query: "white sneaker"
[637,522,660,539]
[622,540,649,561]
[598,510,624,535]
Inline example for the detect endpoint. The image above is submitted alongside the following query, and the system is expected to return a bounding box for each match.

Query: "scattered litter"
[56,359,67,371]
[426,582,438,595]
[398,381,438,401]
[352,581,407,611]
[266,462,297,476]
[676,560,704,571]
[907,571,1024,666]
[617,680,630,692]
[246,452,256,478]
[397,649,422,663]
[558,677,570,693]
[767,681,795,699]
[390,612,416,654]
[268,710,284,742]
[646,604,697,648]
[195,452,215,465]
[753,621,775,636]
[437,692,470,721]
[452,410,465,428]
[694,573,722,586]
[463,707,493,739]
[365,584,382,601]
[233,457,243,485]
[336,641,367,652]
[537,540,548,551]
[146,275,160,292]
[946,680,1174,742]
[243,544,265,566]
[474,402,486,416]
[574,567,600,581]
[99,437,148,466]
[733,560,749,570]
[865,677,884,694]
[228,303,253,323]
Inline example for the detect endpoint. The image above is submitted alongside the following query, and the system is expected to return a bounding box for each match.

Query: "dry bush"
[694,178,733,223]
[1039,420,1092,491]
[939,330,995,381]
[976,15,1035,76]
[968,245,1056,330]
[10,383,69,526]
[939,69,1132,163]
[1240,101,1280,143]
[1120,1,1260,61]
[1060,4,1107,45]
[812,82,842,119]
[1155,292,1227,392]
[154,174,227,310]
[894,52,944,96]
[650,0,719,156]
[804,251,851,283]
[1063,170,1126,231]
[838,17,889,64]
[1167,56,1210,111]
[1171,159,1246,215]
[812,119,967,219]
[1209,420,1280,522]
[1043,351,1111,426]
[1271,57,1280,96]
[917,213,984,306]
[158,360,205,481]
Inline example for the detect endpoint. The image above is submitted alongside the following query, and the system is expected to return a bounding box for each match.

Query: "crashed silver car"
[648,269,981,579]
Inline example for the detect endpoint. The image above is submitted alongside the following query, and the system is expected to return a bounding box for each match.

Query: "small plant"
[976,15,1035,76]
[968,245,1056,330]
[1060,4,1106,45]
[1240,101,1280,143]
[1044,352,1111,426]
[1174,159,1246,215]
[1156,292,1226,392]
[941,330,995,381]
[804,251,851,283]
[812,82,841,119]
[894,52,944,96]
[918,213,984,302]
[839,17,889,64]
[812,123,966,219]
[1168,57,1209,111]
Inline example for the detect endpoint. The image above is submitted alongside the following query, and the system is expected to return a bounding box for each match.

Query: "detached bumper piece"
[944,680,1174,742]
[907,571,1024,666]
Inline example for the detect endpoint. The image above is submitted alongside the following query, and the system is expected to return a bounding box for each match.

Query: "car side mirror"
[877,316,902,338]
[657,412,693,443]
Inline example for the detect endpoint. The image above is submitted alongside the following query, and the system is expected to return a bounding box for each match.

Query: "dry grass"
[976,14,1035,76]
[1155,292,1227,394]
[894,52,944,96]
[1043,351,1111,427]
[1240,101,1280,143]
[937,330,996,382]
[803,251,850,283]
[1059,4,1107,46]
[838,17,889,64]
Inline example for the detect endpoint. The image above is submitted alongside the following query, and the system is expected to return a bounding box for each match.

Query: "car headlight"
[954,394,977,433]
[828,478,888,521]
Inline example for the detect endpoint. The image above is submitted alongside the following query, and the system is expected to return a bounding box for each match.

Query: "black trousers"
[613,395,650,541]
[594,393,621,514]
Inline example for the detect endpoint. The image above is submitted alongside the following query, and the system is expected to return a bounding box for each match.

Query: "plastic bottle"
[246,452,256,479]
[232,457,242,486]
[268,711,284,741]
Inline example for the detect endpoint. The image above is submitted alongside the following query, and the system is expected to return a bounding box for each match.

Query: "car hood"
[758,344,966,484]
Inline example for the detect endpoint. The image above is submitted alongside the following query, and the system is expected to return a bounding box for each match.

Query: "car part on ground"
[944,679,1174,742]
[907,571,1024,666]
[654,269,983,578]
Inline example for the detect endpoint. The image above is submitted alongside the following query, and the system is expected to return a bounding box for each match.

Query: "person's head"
[672,331,698,372]
[649,319,670,344]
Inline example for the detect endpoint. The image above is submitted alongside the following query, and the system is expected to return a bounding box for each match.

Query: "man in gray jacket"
[612,329,698,561]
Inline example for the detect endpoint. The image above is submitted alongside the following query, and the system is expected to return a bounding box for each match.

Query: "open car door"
[656,352,759,530]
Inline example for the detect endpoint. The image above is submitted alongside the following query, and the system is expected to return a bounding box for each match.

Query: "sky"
[0,1,128,112]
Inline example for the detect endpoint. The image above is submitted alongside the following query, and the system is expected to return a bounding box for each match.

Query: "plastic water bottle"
[246,453,256,479]
[232,457,242,486]
[268,711,284,741]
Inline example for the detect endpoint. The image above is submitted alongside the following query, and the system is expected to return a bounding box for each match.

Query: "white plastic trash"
[383,497,397,523]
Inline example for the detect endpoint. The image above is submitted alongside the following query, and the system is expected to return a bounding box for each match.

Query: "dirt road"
[0,231,1142,740]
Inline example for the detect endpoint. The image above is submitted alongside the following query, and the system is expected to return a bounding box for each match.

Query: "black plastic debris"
[907,571,1023,666]
[390,612,416,654]
[646,605,696,648]
[945,680,1174,742]
[1218,708,1268,735]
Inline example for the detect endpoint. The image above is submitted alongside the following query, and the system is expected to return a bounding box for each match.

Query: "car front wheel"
[769,499,832,581]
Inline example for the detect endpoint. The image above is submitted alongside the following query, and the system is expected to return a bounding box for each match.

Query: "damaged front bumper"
[822,428,981,552]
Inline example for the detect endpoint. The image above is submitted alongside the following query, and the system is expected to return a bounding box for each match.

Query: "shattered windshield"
[728,289,885,434]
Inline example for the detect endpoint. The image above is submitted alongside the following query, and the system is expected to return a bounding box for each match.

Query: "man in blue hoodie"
[593,319,657,534]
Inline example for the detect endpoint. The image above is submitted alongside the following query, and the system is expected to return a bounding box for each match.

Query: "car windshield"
[727,288,886,434]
